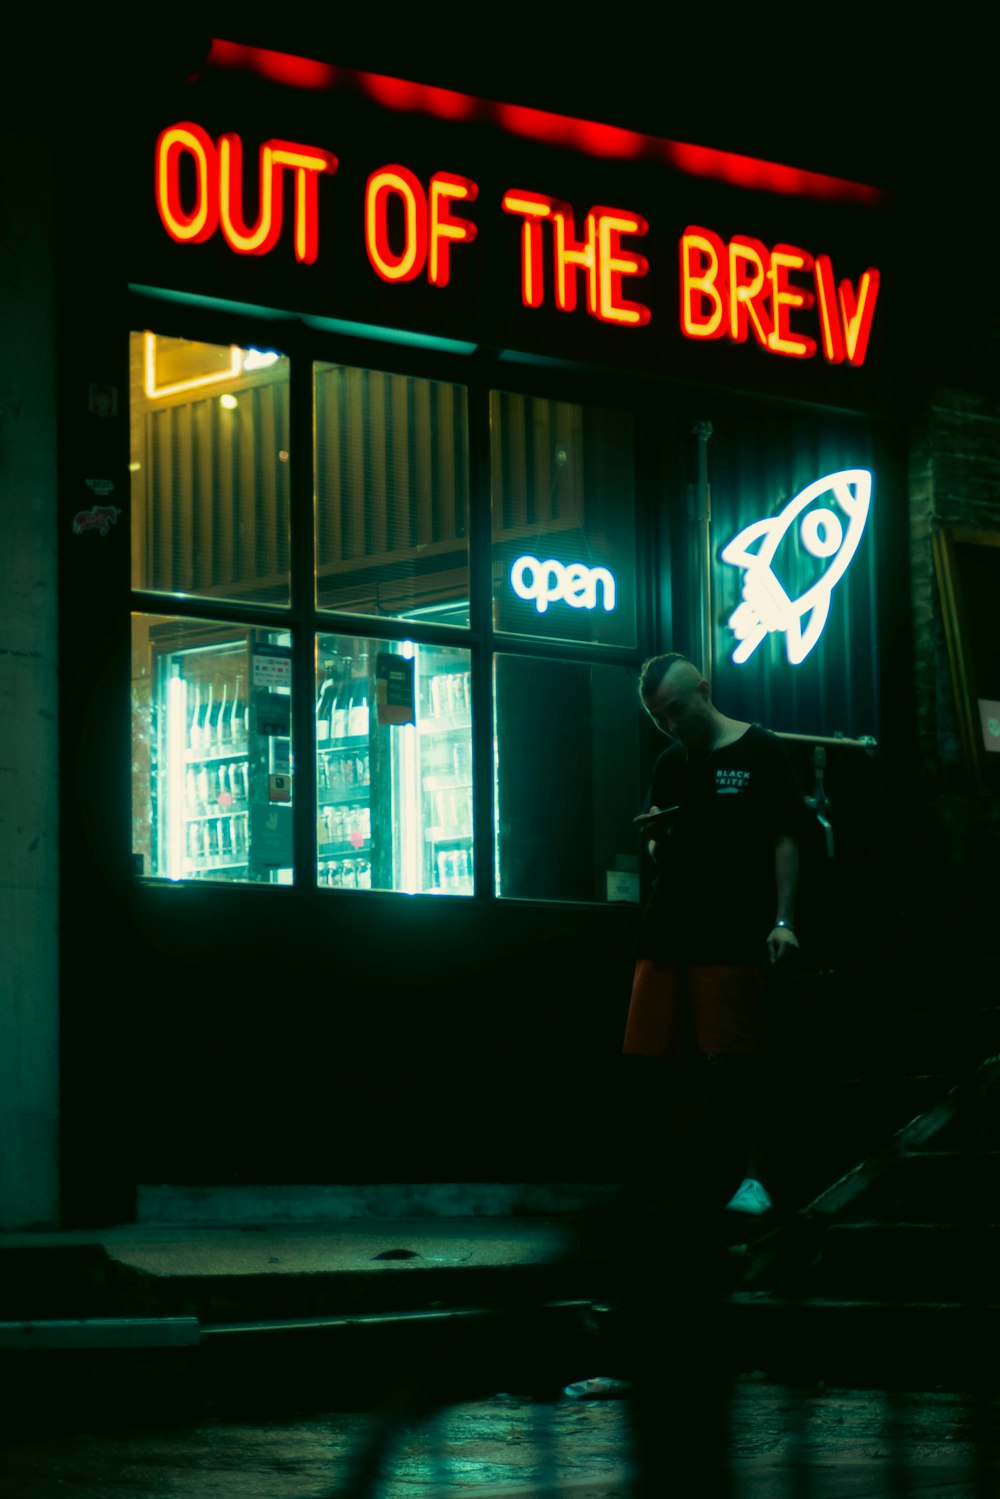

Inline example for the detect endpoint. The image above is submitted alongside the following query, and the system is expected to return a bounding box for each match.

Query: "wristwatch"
[773,919,795,930]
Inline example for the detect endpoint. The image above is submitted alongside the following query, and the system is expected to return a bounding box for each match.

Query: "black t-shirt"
[634,724,805,969]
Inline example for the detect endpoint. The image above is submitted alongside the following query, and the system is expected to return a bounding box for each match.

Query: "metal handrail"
[774,731,878,751]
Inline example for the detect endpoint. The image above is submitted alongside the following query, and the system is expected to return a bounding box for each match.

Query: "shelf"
[185,746,248,763]
[186,807,249,821]
[417,716,470,734]
[318,787,370,806]
[424,827,473,842]
[317,734,369,750]
[319,839,373,856]
[185,859,249,872]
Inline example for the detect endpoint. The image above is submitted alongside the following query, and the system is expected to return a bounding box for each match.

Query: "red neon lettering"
[679,228,726,339]
[428,172,478,287]
[813,256,881,366]
[838,267,880,366]
[155,122,219,244]
[553,205,597,313]
[728,235,773,347]
[218,134,282,256]
[502,190,552,307]
[270,144,339,264]
[365,166,428,282]
[156,124,335,261]
[813,253,846,363]
[768,243,816,358]
[593,207,651,326]
[504,192,648,324]
[681,226,878,364]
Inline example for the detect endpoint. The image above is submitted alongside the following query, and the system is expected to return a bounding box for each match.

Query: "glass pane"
[491,391,637,648]
[494,654,641,902]
[130,332,291,605]
[315,364,470,626]
[317,633,473,895]
[132,614,293,884]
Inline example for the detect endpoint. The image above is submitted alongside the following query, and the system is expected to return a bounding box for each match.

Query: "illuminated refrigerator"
[391,643,473,896]
[317,638,473,895]
[139,623,293,884]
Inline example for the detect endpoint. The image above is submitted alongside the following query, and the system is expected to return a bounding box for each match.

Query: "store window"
[131,615,293,883]
[316,634,472,894]
[130,333,291,606]
[130,325,642,902]
[491,391,636,649]
[315,364,470,625]
[494,654,641,902]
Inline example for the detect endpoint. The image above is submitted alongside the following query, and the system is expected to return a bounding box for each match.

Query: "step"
[921,1098,1000,1152]
[761,1074,956,1210]
[786,1222,1000,1302]
[721,1293,1000,1388]
[0,1217,619,1326]
[851,1150,1000,1223]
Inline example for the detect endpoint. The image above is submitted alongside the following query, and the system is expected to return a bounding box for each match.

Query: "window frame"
[127,291,657,903]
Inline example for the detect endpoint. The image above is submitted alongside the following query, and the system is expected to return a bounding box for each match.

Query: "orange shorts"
[622,959,765,1059]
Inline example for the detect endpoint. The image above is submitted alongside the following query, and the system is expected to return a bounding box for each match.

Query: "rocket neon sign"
[152,123,882,364]
[721,469,872,665]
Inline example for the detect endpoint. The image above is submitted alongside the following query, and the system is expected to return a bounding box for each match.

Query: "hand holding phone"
[633,804,679,832]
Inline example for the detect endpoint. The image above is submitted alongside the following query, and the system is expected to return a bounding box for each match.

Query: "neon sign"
[151,121,882,364]
[365,166,478,285]
[501,192,650,325]
[720,469,872,665]
[155,122,338,264]
[680,227,880,364]
[510,555,617,614]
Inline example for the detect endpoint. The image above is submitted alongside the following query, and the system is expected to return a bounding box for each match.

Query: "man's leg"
[688,967,770,1210]
[620,961,698,1207]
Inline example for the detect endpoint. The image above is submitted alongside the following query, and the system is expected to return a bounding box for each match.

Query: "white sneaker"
[724,1177,773,1215]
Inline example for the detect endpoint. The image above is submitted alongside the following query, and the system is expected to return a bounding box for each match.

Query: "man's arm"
[768,832,800,964]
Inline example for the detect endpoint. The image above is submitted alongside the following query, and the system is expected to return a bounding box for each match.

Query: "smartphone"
[633,804,680,829]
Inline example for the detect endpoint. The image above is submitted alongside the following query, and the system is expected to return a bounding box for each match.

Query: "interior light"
[143,331,242,398]
[242,348,281,370]
[219,393,239,410]
[165,670,187,880]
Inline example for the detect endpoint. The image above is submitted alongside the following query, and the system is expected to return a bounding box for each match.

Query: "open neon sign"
[152,123,882,363]
[721,469,872,665]
[510,555,617,614]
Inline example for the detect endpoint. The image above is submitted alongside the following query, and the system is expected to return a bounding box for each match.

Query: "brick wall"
[907,382,1000,886]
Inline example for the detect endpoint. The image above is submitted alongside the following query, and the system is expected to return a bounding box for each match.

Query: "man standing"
[623,653,804,1217]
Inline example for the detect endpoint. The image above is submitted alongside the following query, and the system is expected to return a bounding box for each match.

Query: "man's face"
[643,671,711,751]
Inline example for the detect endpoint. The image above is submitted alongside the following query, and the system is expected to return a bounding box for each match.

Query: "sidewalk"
[0,1212,617,1329]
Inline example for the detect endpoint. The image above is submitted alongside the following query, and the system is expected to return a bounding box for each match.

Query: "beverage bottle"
[331,679,349,739]
[231,680,246,748]
[215,680,229,748]
[316,676,335,744]
[348,676,369,737]
[202,681,215,754]
[222,678,236,746]
[189,682,202,752]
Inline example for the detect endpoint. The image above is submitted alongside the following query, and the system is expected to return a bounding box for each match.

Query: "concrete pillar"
[0,123,60,1228]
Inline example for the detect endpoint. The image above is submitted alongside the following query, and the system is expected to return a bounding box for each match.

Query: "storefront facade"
[32,38,923,1226]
